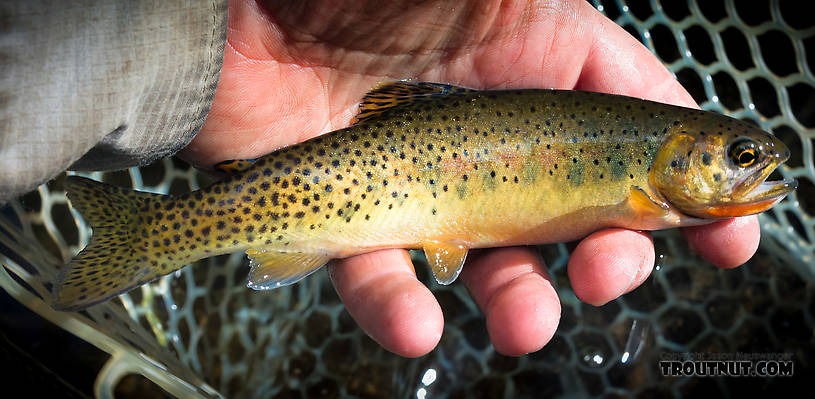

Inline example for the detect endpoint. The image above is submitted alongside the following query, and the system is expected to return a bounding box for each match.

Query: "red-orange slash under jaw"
[701,198,779,218]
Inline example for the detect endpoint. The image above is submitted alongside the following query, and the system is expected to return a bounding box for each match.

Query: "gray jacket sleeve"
[0,1,228,203]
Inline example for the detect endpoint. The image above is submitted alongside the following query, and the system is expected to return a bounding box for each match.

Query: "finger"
[450,1,697,108]
[460,247,560,356]
[573,1,698,108]
[327,249,443,357]
[568,229,654,306]
[682,216,760,269]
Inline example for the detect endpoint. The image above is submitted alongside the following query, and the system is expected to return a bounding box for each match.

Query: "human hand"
[181,0,760,357]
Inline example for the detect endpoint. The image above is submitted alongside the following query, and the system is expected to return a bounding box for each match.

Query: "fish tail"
[53,176,167,311]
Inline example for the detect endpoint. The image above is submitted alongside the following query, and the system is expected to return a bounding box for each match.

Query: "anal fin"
[214,158,258,175]
[245,248,331,290]
[423,242,469,285]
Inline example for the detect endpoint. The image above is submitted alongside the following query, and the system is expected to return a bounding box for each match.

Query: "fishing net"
[1,0,813,397]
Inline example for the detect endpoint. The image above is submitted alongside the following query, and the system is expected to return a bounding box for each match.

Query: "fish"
[52,82,797,311]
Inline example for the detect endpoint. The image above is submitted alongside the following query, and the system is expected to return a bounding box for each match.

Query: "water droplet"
[620,319,650,364]
[421,368,437,385]
[654,253,666,272]
[579,346,606,368]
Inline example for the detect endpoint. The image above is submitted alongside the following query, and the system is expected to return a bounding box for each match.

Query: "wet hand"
[183,0,760,357]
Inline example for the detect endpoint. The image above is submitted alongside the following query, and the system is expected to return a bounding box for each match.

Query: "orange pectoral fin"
[629,186,670,217]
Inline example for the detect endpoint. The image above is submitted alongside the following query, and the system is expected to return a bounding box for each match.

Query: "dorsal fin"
[353,81,475,123]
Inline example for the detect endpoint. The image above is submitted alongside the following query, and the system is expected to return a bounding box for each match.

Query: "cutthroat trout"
[54,82,796,310]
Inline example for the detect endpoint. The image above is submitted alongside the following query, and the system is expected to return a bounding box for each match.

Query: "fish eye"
[728,138,758,168]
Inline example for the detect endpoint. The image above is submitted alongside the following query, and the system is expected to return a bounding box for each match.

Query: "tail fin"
[53,176,165,311]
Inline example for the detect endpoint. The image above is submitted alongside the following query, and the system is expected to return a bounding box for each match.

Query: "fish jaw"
[650,114,796,220]
[705,143,797,217]
[700,177,797,218]
[691,145,797,218]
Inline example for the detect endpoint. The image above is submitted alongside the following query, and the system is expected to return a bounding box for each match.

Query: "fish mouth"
[707,160,797,218]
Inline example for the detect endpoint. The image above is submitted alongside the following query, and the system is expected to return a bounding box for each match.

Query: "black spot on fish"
[702,152,712,166]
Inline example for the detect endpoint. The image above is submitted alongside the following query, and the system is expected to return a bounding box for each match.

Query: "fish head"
[651,116,796,219]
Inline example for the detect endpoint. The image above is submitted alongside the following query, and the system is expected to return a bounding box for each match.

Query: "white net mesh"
[1,0,813,397]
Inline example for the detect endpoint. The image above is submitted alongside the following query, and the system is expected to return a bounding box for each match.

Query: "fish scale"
[53,82,795,310]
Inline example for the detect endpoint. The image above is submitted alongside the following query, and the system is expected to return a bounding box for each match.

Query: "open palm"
[181,0,760,357]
